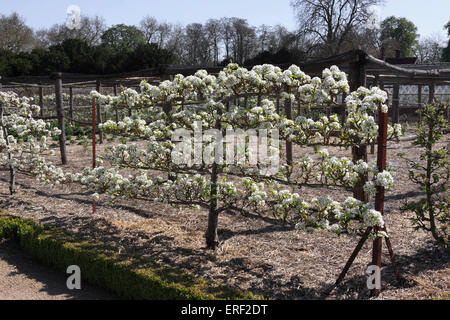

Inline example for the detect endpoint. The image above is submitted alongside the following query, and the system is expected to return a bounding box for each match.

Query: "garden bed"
[0,130,448,300]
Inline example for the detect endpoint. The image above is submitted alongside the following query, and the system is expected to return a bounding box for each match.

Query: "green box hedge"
[0,213,263,300]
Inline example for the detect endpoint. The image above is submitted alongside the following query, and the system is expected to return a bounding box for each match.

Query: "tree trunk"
[205,161,219,249]
[205,109,222,250]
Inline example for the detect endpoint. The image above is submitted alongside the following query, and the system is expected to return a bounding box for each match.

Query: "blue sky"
[2,0,449,41]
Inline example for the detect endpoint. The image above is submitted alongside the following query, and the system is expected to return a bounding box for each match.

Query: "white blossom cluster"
[73,165,386,235]
[0,91,70,186]
[0,63,399,241]
[82,63,400,238]
[344,87,403,144]
[31,93,92,107]
[91,63,403,148]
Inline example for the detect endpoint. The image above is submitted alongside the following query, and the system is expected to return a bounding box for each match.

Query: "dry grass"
[0,130,448,300]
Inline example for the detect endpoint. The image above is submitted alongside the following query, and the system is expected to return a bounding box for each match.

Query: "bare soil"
[0,130,448,300]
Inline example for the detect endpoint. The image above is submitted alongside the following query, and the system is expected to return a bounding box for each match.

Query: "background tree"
[0,12,34,52]
[380,16,419,57]
[125,43,174,71]
[257,24,273,53]
[139,16,159,44]
[205,19,223,66]
[229,18,257,64]
[35,15,106,48]
[155,22,173,48]
[442,20,450,62]
[221,17,234,61]
[165,23,185,64]
[55,39,96,73]
[101,24,146,53]
[290,0,383,56]
[413,34,444,63]
[183,23,212,65]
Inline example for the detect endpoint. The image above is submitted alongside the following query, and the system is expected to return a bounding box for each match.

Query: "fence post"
[114,83,119,123]
[54,72,67,165]
[418,84,422,122]
[428,82,435,104]
[38,83,44,118]
[96,80,103,144]
[284,86,293,166]
[69,86,74,125]
[371,101,389,297]
[92,97,96,214]
[370,75,381,155]
[341,92,347,126]
[392,84,400,124]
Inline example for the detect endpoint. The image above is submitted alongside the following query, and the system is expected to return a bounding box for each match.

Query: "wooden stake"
[92,97,96,213]
[54,72,67,165]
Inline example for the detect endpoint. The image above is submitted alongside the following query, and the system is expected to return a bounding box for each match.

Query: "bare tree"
[220,17,234,60]
[269,25,293,51]
[205,19,223,66]
[414,34,445,63]
[257,24,273,52]
[183,23,212,65]
[36,15,106,48]
[139,16,159,44]
[291,0,383,55]
[0,12,34,52]
[165,23,186,63]
[155,22,172,48]
[229,18,257,64]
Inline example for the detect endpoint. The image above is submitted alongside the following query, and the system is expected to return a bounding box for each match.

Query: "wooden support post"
[92,97,96,214]
[370,75,381,155]
[114,84,119,123]
[69,86,74,125]
[341,92,347,126]
[392,84,400,124]
[371,102,389,297]
[418,84,422,122]
[54,73,67,165]
[326,227,372,295]
[96,80,103,144]
[428,82,435,104]
[38,83,44,118]
[284,87,293,166]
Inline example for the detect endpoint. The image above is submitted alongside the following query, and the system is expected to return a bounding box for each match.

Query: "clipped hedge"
[0,213,263,300]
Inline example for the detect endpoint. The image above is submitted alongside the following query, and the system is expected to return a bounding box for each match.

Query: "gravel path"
[0,240,118,300]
